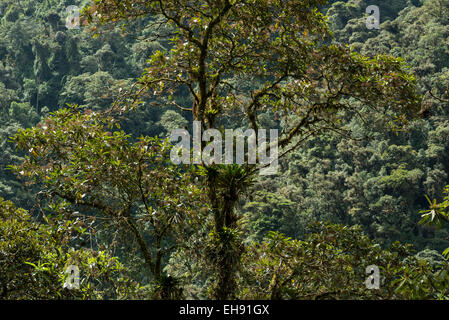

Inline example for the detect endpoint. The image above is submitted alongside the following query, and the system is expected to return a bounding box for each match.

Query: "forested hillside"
[1,0,449,300]
[246,0,449,251]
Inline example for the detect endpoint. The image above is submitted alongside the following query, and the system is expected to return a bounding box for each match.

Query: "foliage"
[419,185,449,257]
[242,0,449,253]
[83,0,422,300]
[1,0,449,300]
[0,197,134,299]
[11,105,205,296]
[240,221,449,299]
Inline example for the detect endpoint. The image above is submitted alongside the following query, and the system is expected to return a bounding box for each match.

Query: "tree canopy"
[0,0,449,301]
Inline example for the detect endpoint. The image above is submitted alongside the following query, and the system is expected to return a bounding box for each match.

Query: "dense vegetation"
[1,0,449,299]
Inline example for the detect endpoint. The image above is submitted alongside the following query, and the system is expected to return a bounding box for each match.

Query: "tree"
[240,221,449,299]
[158,110,188,137]
[78,0,424,299]
[0,196,132,299]
[11,106,205,298]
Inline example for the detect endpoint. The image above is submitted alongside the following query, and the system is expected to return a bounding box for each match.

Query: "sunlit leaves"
[0,197,132,299]
[240,221,449,299]
[420,186,449,257]
[11,104,205,286]
[88,0,421,156]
